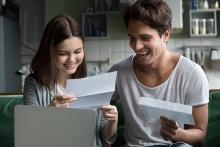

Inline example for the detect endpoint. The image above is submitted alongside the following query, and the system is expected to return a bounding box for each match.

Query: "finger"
[60,98,77,104]
[103,112,117,117]
[102,112,117,120]
[101,109,118,118]
[54,94,76,104]
[101,105,117,111]
[160,116,179,129]
[60,103,69,108]
[160,121,177,136]
[53,95,62,100]
[103,115,117,121]
[55,94,75,100]
[160,127,174,141]
[62,94,76,99]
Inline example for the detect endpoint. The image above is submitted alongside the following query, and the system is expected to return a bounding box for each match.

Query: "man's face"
[128,19,169,66]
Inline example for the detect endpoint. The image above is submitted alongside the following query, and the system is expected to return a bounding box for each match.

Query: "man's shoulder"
[179,55,198,67]
[177,55,206,79]
[177,55,202,72]
[110,55,134,71]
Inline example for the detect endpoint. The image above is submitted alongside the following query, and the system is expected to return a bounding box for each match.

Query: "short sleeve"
[185,65,209,106]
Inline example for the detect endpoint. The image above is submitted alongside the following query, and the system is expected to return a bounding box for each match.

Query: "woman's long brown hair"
[30,14,87,90]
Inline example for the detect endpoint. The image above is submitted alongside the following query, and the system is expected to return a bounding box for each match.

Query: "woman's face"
[55,37,84,79]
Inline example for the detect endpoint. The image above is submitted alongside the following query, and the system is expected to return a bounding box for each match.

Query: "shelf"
[190,34,217,37]
[95,11,121,14]
[95,0,121,12]
[189,10,217,37]
[82,0,122,39]
[196,0,220,10]
[197,8,220,11]
[82,13,108,39]
[190,9,216,12]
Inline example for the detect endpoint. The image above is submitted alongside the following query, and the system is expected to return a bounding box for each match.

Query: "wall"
[43,0,220,89]
[84,38,220,88]
[45,0,94,25]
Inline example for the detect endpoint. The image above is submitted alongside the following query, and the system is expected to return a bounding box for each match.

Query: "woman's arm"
[100,105,118,143]
[23,74,76,107]
[23,75,40,105]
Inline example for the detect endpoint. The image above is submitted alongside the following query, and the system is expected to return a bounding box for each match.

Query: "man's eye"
[141,37,151,41]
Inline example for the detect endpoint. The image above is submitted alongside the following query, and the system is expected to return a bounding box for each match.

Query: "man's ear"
[163,29,170,43]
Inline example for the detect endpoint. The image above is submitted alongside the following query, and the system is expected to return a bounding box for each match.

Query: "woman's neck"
[57,74,72,89]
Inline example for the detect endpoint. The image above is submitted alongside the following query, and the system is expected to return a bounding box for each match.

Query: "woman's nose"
[68,54,76,62]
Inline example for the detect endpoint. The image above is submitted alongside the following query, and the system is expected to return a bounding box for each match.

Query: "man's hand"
[160,116,179,141]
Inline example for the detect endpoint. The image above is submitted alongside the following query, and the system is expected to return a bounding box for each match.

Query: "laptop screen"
[14,105,96,147]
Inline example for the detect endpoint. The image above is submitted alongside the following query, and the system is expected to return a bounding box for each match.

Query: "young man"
[109,0,209,147]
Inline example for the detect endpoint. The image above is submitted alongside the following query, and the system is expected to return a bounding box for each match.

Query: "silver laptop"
[14,105,96,147]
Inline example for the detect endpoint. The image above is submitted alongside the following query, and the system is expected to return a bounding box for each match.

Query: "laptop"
[14,105,96,147]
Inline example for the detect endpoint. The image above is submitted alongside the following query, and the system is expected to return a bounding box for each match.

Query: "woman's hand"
[101,105,118,141]
[49,94,77,108]
[101,105,118,121]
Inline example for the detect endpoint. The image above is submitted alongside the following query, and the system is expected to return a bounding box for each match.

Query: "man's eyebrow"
[128,33,152,37]
[128,33,132,37]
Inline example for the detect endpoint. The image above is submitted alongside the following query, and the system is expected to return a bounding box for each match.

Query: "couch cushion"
[112,99,126,147]
[203,91,220,147]
[0,95,23,147]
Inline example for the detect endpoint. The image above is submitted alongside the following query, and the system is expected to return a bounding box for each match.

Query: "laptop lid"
[14,105,96,147]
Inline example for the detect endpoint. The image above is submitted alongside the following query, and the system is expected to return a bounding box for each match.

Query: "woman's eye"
[75,49,82,54]
[58,53,67,56]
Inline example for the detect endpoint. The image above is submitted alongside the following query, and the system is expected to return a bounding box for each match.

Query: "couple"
[23,0,209,147]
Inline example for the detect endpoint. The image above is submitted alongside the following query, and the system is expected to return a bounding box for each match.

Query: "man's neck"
[133,51,179,87]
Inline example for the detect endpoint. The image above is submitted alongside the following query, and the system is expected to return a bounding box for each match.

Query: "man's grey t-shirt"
[109,55,209,146]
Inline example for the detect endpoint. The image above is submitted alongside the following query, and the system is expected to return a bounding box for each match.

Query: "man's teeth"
[138,52,148,56]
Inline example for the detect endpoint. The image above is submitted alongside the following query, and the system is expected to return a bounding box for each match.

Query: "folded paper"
[66,71,117,108]
[139,97,195,125]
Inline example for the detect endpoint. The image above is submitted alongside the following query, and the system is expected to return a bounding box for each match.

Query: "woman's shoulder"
[25,73,42,87]
[25,73,36,82]
[24,73,53,94]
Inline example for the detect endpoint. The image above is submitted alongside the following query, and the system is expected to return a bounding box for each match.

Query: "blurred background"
[0,0,220,93]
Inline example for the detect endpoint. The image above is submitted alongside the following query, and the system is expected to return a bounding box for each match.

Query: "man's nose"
[134,40,144,50]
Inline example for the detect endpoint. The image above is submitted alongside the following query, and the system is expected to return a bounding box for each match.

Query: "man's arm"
[160,103,208,147]
[110,100,117,105]
[102,143,111,147]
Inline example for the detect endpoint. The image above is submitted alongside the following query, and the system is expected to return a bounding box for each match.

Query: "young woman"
[23,14,117,146]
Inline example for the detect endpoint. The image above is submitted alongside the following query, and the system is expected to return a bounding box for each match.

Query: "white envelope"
[66,71,117,108]
[139,97,195,125]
